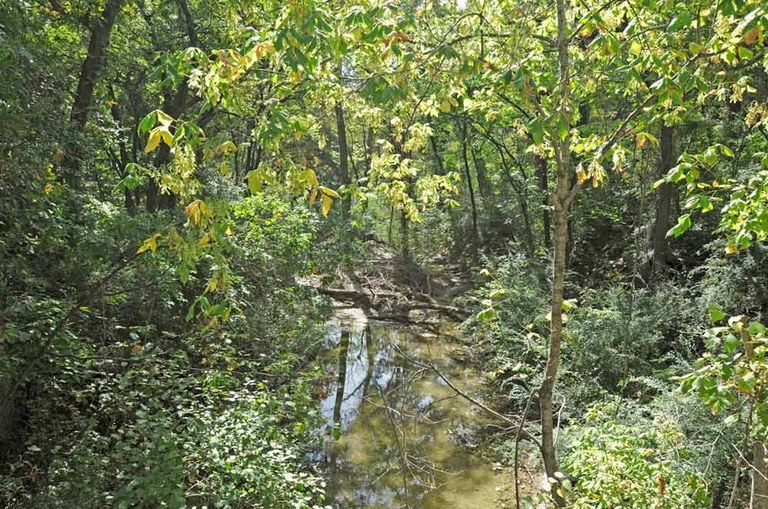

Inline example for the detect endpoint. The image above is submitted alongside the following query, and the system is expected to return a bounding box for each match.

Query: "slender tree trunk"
[520,198,535,260]
[503,167,536,258]
[460,121,480,253]
[651,124,674,268]
[365,128,374,175]
[70,0,124,131]
[400,211,410,258]
[335,101,351,222]
[536,155,551,249]
[430,135,445,175]
[753,441,768,509]
[64,0,124,187]
[0,377,14,452]
[539,0,571,504]
[470,143,490,201]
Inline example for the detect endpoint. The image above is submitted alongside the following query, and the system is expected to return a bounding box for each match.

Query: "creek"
[316,308,515,509]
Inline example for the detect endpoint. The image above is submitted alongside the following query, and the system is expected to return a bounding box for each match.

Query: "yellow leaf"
[144,130,161,153]
[440,98,451,113]
[319,186,341,199]
[220,162,230,176]
[137,233,161,254]
[214,140,237,156]
[309,188,319,206]
[575,163,588,184]
[144,127,174,153]
[156,110,174,126]
[158,127,174,148]
[184,199,210,226]
[254,41,275,58]
[725,244,739,254]
[300,169,319,187]
[321,194,333,217]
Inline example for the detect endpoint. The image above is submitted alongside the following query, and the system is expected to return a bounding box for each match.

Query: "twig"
[392,343,540,446]
[516,387,539,509]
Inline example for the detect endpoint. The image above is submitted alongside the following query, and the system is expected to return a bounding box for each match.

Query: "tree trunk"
[754,441,768,509]
[460,121,480,253]
[142,2,198,212]
[400,211,410,258]
[430,135,445,175]
[0,377,14,452]
[539,0,571,504]
[365,128,374,175]
[536,155,551,249]
[335,101,351,222]
[651,124,674,268]
[64,0,124,187]
[520,198,535,260]
[470,143,491,201]
[70,0,124,131]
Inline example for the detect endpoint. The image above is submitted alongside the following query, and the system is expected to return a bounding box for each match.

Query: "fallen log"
[404,302,469,321]
[310,286,469,321]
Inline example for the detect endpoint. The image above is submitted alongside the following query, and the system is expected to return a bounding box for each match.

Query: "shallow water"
[318,311,513,509]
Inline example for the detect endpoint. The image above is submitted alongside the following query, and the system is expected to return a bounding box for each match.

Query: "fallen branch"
[392,343,540,447]
[308,286,469,321]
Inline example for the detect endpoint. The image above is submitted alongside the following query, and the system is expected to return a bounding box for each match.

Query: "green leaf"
[476,308,497,321]
[185,302,196,322]
[708,303,726,323]
[138,110,157,134]
[688,42,705,54]
[247,170,263,194]
[666,214,691,238]
[748,322,767,336]
[156,110,174,127]
[529,118,544,144]
[719,144,735,158]
[668,12,692,31]
[738,46,754,60]
[723,333,741,353]
[555,115,569,141]
[488,288,508,300]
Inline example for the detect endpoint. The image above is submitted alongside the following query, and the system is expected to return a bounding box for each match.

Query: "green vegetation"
[1,0,767,507]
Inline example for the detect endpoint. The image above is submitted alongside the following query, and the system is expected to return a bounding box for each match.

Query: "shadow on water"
[317,311,511,509]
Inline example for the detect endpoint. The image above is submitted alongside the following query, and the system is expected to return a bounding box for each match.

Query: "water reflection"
[320,319,504,509]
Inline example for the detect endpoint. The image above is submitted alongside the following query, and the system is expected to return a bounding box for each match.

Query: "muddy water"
[318,309,513,509]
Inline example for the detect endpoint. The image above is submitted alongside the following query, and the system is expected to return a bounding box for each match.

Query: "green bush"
[558,400,710,509]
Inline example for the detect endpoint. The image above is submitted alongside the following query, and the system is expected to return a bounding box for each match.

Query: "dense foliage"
[1,0,768,507]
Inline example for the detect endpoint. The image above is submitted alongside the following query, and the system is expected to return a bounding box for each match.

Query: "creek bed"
[316,308,515,508]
